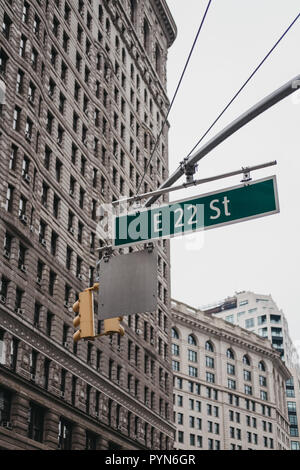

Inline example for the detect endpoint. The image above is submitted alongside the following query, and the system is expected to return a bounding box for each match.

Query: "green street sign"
[112,176,279,248]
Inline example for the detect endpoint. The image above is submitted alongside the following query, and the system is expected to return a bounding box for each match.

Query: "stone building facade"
[0,0,177,450]
[171,299,291,450]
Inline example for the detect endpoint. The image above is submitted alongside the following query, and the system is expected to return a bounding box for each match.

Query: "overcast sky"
[165,0,300,345]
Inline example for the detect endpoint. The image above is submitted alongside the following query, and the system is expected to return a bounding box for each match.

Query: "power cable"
[185,11,300,159]
[135,0,213,196]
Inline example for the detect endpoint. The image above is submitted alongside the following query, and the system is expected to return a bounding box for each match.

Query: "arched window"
[155,43,161,76]
[188,334,197,346]
[171,328,179,339]
[243,355,250,366]
[130,0,137,25]
[205,341,214,352]
[106,18,110,37]
[226,348,235,360]
[258,361,266,372]
[143,18,150,53]
[115,36,120,52]
[98,5,103,23]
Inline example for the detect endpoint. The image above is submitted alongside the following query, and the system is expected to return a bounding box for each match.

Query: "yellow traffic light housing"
[73,284,98,342]
[103,316,125,336]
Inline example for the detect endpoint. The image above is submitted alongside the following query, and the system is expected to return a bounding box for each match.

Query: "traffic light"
[73,286,97,342]
[103,316,125,336]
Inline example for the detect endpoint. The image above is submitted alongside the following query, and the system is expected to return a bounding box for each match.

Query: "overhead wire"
[185,11,300,159]
[135,0,213,196]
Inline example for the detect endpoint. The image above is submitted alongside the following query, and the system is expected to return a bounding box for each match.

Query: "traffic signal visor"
[103,317,125,336]
[73,289,95,342]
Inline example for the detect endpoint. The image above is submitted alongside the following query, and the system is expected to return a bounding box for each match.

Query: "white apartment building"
[202,291,300,450]
[171,299,291,450]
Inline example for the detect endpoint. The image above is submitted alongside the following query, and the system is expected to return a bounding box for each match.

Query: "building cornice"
[151,0,177,47]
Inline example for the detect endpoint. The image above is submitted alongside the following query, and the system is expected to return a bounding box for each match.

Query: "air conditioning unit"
[0,295,6,304]
[83,139,87,146]
[36,277,41,285]
[30,225,34,232]
[69,190,74,198]
[63,342,69,348]
[15,308,24,315]
[25,132,31,141]
[117,425,122,430]
[60,391,65,398]
[64,301,68,308]
[40,238,47,247]
[20,214,28,224]
[68,227,75,235]
[77,274,83,281]
[3,249,10,259]
[94,412,100,418]
[136,329,141,335]
[57,138,62,145]
[150,339,154,345]
[30,374,36,381]
[145,401,149,406]
[23,173,31,183]
[28,95,33,103]
[117,346,121,352]
[20,265,27,273]
[33,321,39,328]
[1,421,12,430]
[48,90,54,99]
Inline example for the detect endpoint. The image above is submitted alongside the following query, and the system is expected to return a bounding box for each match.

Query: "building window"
[143,18,150,53]
[228,379,236,390]
[259,375,267,387]
[58,418,72,450]
[188,334,197,346]
[85,431,97,450]
[28,403,44,442]
[13,106,22,131]
[243,370,251,381]
[260,390,268,401]
[0,386,11,424]
[188,366,198,378]
[245,318,255,329]
[172,344,179,356]
[205,341,214,352]
[188,350,197,362]
[258,361,266,371]
[172,360,180,372]
[243,355,251,366]
[206,372,215,383]
[206,356,214,368]
[171,328,179,339]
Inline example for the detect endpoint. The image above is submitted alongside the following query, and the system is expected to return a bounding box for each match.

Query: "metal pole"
[145,74,300,207]
[112,160,277,206]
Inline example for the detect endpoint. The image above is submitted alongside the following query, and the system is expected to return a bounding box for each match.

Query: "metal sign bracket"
[241,166,252,186]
